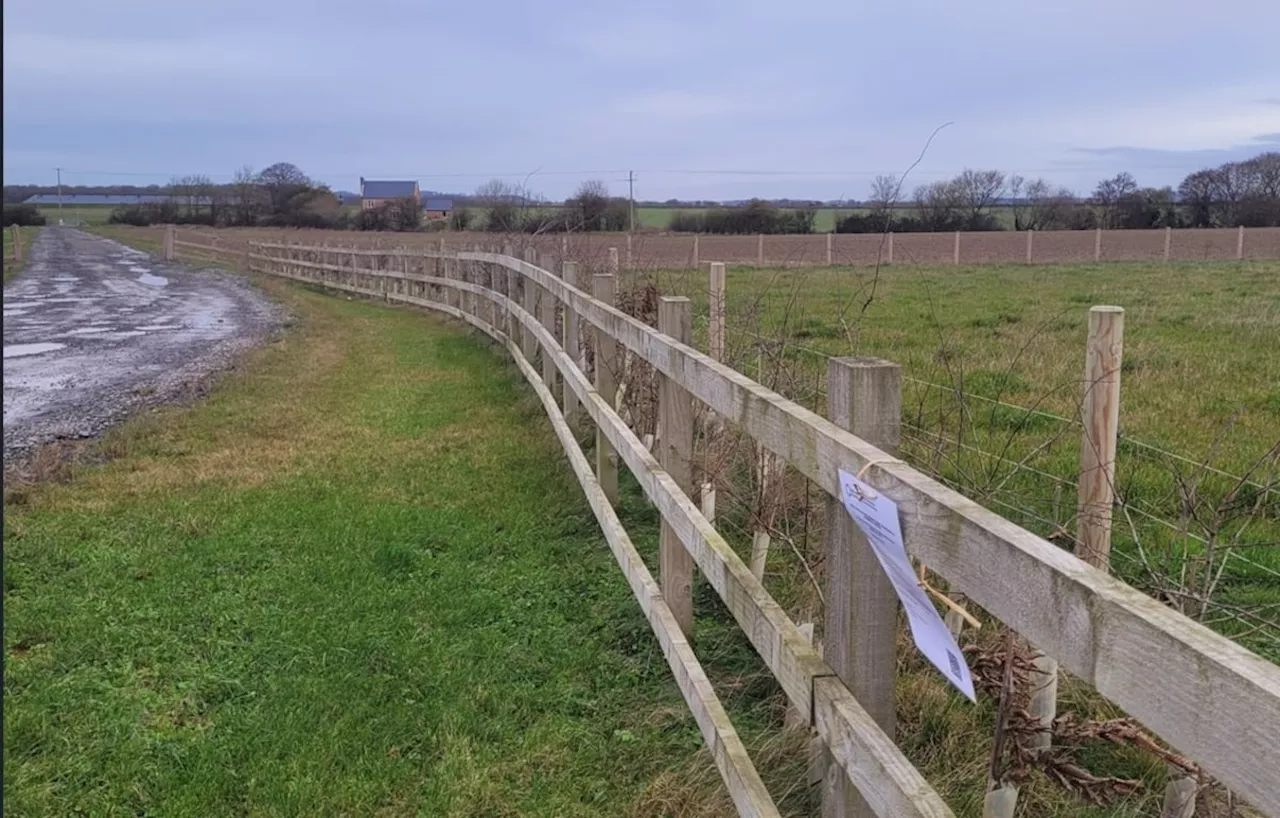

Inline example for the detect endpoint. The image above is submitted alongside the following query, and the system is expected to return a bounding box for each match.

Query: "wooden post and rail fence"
[163,231,1280,818]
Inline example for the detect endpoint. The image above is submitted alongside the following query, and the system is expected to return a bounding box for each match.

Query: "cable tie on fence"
[854,458,901,482]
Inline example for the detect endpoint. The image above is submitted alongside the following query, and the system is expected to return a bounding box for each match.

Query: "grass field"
[11,232,1235,815]
[4,277,827,816]
[653,259,1280,660]
[3,225,43,283]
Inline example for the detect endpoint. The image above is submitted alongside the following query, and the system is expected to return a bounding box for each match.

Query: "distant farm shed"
[359,178,420,211]
[423,198,453,220]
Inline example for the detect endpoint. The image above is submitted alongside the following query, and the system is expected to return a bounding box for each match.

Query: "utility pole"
[628,170,635,233]
[56,167,64,224]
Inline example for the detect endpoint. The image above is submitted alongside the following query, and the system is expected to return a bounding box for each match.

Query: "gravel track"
[3,227,282,460]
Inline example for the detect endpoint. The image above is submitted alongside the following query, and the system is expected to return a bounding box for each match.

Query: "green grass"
[653,259,1280,660]
[35,205,116,226]
[3,226,43,283]
[3,281,820,816]
[8,236,1264,815]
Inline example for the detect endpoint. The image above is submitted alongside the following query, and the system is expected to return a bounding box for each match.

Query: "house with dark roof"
[359,178,420,211]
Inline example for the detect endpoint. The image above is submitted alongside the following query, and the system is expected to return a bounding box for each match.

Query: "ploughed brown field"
[117,225,1280,272]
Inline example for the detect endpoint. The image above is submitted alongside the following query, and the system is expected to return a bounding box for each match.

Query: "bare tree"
[914,179,964,231]
[955,168,1006,225]
[868,173,900,213]
[232,165,263,226]
[1091,172,1138,228]
[257,162,312,214]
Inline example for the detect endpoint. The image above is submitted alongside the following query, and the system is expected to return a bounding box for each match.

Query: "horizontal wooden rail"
[244,241,1280,817]
[458,249,1280,817]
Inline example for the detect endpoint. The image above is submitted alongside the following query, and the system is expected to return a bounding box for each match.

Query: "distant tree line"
[7,150,1276,234]
[669,201,817,234]
[824,152,1279,234]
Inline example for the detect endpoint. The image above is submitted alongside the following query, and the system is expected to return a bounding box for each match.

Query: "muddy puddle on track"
[3,227,282,459]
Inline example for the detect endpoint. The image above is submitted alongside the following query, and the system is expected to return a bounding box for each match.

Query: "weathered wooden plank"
[503,328,782,818]
[825,358,901,818]
[659,297,696,637]
[488,290,953,818]
[462,251,1280,815]
[563,262,581,425]
[593,274,620,506]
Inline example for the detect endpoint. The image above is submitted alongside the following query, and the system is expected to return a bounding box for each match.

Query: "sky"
[4,0,1280,202]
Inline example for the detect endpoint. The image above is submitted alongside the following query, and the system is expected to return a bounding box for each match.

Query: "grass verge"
[2,276,806,816]
[3,226,44,283]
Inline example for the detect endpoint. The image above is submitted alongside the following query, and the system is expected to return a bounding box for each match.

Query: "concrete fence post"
[1026,229,1034,264]
[1237,225,1245,260]
[593,274,620,506]
[1094,227,1103,261]
[658,297,695,637]
[625,234,633,270]
[826,231,833,265]
[1163,226,1172,263]
[886,231,894,265]
[757,233,765,266]
[824,357,901,818]
[163,224,175,261]
[953,231,961,265]
[692,234,700,269]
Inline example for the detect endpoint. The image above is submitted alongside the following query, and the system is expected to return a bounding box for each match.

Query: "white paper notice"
[838,469,976,702]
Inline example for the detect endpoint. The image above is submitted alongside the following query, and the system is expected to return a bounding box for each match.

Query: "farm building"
[359,178,420,211]
[423,198,453,220]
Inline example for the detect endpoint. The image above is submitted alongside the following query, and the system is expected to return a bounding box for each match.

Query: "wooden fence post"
[1077,305,1124,570]
[1026,229,1034,264]
[1163,226,1172,263]
[692,234,700,268]
[886,232,894,265]
[1094,227,1103,261]
[757,233,764,266]
[562,261,581,425]
[658,297,695,637]
[625,234,633,270]
[540,262,560,394]
[593,274,620,506]
[521,248,538,363]
[953,231,961,265]
[1237,225,1245,260]
[1027,305,1126,754]
[11,224,22,260]
[826,232,833,265]
[607,246,619,275]
[163,224,175,261]
[824,357,901,818]
[708,262,726,363]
